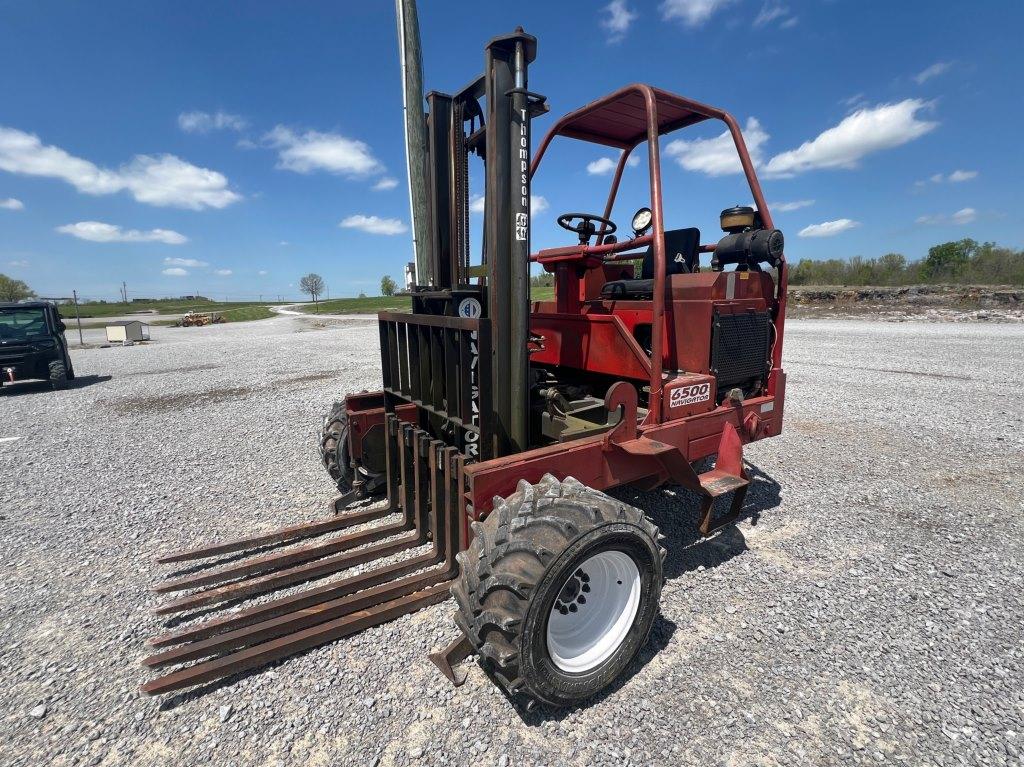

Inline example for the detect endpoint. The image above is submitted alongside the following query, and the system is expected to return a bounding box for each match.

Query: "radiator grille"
[710,310,771,389]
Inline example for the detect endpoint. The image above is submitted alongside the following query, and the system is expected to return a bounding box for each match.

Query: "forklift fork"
[141,416,465,696]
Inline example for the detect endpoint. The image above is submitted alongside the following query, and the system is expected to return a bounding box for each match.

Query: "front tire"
[49,360,69,391]
[452,474,665,708]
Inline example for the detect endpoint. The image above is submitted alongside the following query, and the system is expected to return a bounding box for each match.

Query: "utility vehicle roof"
[0,301,55,310]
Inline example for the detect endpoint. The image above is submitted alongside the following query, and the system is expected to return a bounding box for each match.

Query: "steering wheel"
[557,212,617,245]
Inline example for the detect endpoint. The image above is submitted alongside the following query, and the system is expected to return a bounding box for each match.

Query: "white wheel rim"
[545,549,642,673]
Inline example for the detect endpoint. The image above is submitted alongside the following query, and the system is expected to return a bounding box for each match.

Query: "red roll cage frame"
[527,84,789,425]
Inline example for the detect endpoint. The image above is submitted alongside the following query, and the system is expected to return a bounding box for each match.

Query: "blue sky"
[1,1,1021,301]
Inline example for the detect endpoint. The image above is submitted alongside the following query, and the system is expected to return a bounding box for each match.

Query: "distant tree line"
[789,240,1024,287]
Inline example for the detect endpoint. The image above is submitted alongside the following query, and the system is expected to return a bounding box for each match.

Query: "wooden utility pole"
[395,0,431,287]
[72,290,84,346]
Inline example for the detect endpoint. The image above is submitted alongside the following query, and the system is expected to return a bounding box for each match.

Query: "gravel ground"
[1,315,1022,766]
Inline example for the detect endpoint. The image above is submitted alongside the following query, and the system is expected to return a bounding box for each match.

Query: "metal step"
[698,468,749,498]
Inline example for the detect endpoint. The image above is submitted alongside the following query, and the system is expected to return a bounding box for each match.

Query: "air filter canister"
[720,205,756,233]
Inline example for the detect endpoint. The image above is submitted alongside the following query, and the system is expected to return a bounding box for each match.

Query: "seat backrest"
[641,227,701,279]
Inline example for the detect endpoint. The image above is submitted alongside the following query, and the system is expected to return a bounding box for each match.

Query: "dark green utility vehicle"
[0,301,75,391]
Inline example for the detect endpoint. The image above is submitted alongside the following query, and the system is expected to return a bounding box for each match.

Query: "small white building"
[105,320,150,343]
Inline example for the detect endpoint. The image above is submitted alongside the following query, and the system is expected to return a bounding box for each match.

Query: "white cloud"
[278,241,289,246]
[469,194,548,215]
[372,177,399,191]
[0,126,241,209]
[918,169,978,186]
[915,207,977,226]
[914,61,953,85]
[164,257,208,267]
[178,110,247,133]
[162,267,189,276]
[664,117,768,176]
[214,268,233,276]
[841,93,867,110]
[7,259,28,267]
[952,208,977,224]
[266,126,383,177]
[0,197,24,210]
[339,214,408,235]
[754,3,796,28]
[771,199,814,212]
[948,169,977,183]
[601,1,637,42]
[764,100,937,178]
[56,221,189,245]
[118,155,242,209]
[587,154,641,175]
[258,270,268,275]
[660,0,734,26]
[587,157,617,176]
[798,219,860,238]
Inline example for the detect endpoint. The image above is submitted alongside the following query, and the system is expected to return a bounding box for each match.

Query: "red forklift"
[143,27,786,709]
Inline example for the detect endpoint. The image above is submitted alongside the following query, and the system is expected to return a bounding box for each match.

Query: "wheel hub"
[555,568,590,613]
[546,550,641,673]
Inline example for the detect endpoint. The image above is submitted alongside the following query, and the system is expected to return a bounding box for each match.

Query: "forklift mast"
[393,28,545,460]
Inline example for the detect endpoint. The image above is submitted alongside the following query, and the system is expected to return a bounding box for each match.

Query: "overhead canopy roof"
[553,85,725,149]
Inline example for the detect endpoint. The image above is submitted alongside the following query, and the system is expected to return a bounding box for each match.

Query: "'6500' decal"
[669,382,711,408]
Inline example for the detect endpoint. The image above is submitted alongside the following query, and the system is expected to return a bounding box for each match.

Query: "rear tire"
[452,474,665,708]
[49,360,69,391]
[320,402,355,493]
[319,400,384,495]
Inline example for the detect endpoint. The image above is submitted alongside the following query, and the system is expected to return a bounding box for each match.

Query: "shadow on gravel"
[611,460,782,580]
[0,374,112,397]
[157,665,278,712]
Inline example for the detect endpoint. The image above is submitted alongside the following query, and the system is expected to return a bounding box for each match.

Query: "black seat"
[601,227,701,299]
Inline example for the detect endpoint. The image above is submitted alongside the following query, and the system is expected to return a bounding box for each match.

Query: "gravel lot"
[1,315,1022,766]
